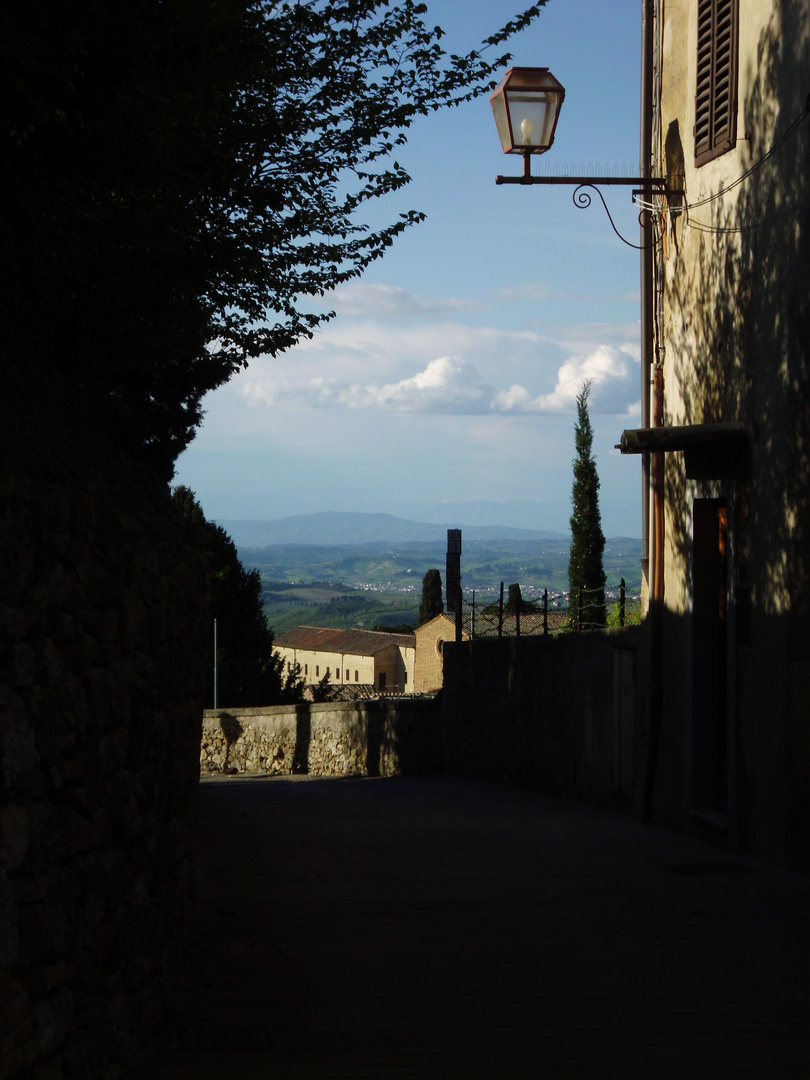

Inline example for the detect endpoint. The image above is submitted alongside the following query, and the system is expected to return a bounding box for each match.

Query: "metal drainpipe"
[643,370,666,820]
[640,0,654,573]
[639,0,666,822]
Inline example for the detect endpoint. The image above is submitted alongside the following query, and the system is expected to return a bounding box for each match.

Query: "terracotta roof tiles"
[275,625,415,655]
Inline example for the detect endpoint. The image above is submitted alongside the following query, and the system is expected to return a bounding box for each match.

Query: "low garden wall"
[201,696,442,779]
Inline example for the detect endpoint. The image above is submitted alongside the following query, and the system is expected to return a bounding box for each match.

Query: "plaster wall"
[276,646,376,686]
[413,615,466,693]
[654,0,810,867]
[276,642,414,692]
[374,644,413,693]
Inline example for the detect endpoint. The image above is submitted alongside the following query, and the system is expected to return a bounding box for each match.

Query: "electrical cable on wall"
[632,96,810,233]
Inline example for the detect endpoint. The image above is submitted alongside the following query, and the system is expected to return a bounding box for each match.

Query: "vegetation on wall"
[1,0,544,483]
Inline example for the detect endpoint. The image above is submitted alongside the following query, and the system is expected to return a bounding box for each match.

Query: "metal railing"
[458,579,641,639]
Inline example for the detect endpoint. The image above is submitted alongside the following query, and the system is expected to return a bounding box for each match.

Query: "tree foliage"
[310,671,333,703]
[2,0,545,482]
[172,486,303,706]
[418,568,444,626]
[568,381,607,628]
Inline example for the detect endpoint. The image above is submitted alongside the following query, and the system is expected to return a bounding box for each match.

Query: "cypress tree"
[568,381,607,627]
[418,569,444,627]
[505,583,524,615]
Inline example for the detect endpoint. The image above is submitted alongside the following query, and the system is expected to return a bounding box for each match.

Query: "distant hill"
[247,533,648,613]
[389,498,571,532]
[219,511,568,547]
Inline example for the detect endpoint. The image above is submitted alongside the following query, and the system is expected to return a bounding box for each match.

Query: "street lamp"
[490,64,670,234]
[490,67,566,178]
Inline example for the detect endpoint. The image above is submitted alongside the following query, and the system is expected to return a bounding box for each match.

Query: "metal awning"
[618,423,747,479]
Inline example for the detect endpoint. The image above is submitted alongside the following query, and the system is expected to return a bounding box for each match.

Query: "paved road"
[132,775,810,1079]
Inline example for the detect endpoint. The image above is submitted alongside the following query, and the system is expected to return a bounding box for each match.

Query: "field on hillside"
[245,537,644,633]
[263,584,420,634]
[243,538,642,591]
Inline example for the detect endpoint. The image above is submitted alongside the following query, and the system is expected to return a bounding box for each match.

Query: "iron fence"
[456,578,641,639]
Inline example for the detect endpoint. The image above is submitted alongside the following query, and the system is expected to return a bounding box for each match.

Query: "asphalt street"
[132,774,810,1079]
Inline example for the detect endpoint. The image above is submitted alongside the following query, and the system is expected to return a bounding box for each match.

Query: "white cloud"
[242,318,542,391]
[244,356,493,414]
[242,344,638,417]
[505,344,638,414]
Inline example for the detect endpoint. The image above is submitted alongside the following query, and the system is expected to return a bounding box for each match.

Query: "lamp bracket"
[494,175,669,187]
[494,175,681,250]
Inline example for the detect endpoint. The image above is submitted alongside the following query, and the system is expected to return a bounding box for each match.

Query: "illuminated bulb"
[520,117,533,144]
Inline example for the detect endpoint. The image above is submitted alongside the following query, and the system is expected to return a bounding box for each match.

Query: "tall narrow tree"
[568,381,607,627]
[505,583,524,615]
[418,569,444,627]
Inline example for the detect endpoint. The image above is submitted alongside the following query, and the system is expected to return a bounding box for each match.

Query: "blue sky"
[175,0,645,537]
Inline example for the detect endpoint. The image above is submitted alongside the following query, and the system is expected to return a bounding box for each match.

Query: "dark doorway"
[691,498,729,816]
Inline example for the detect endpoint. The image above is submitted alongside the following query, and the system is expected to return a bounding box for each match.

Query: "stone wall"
[201,698,442,779]
[1,358,208,1079]
[440,627,647,810]
[202,630,647,807]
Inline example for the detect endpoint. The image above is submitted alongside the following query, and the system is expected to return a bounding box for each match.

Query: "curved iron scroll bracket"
[572,184,655,250]
[494,174,672,250]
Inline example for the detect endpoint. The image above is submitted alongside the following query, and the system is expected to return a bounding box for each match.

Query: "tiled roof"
[415,612,472,636]
[275,625,415,655]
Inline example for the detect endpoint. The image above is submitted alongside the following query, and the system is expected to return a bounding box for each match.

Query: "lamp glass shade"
[490,67,565,154]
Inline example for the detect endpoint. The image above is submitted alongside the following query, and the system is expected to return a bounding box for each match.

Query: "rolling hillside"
[229,514,644,633]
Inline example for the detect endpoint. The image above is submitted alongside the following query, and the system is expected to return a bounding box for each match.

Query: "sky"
[175,0,645,538]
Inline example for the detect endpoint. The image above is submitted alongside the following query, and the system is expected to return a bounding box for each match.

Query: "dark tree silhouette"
[418,569,444,627]
[310,671,333,703]
[568,381,607,627]
[505,582,527,615]
[1,1,545,482]
[172,486,303,706]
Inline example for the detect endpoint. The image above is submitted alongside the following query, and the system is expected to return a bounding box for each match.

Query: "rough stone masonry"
[1,357,209,1079]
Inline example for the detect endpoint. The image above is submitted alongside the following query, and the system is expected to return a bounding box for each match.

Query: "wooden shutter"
[694,0,739,166]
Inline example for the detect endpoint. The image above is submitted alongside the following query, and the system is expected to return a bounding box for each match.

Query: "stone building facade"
[274,626,415,694]
[413,614,468,693]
